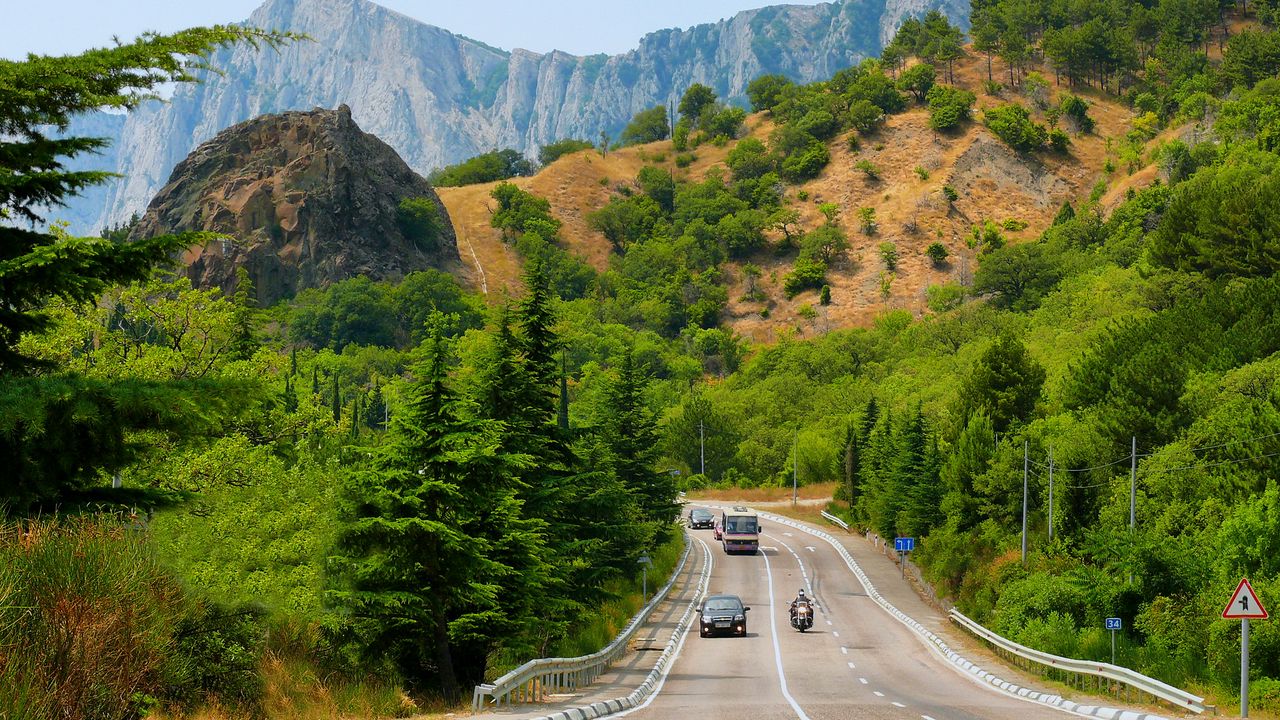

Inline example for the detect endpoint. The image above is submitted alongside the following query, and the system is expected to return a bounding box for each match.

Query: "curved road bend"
[624,510,1070,720]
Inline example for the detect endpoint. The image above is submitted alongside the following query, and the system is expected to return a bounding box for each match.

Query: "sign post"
[638,554,652,601]
[1223,577,1269,718]
[1105,617,1122,664]
[894,537,915,578]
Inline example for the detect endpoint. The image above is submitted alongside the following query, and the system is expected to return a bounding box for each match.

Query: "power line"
[1028,455,1131,473]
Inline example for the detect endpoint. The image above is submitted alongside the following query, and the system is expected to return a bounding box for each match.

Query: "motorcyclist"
[789,589,811,622]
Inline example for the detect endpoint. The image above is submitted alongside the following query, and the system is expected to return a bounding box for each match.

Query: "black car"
[698,594,749,637]
[687,508,714,529]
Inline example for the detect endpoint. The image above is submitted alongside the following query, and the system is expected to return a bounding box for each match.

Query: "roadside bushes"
[0,515,265,719]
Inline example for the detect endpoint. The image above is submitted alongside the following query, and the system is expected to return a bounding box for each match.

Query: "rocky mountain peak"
[130,105,458,304]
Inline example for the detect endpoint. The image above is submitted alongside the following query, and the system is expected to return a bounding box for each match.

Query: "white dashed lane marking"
[847,662,855,669]
[891,701,905,708]
[873,691,885,697]
[859,678,868,684]
[841,647,848,655]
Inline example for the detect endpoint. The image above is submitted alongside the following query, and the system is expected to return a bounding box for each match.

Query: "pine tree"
[331,373,340,425]
[289,346,298,377]
[311,366,319,396]
[227,267,258,361]
[558,352,570,431]
[331,321,519,698]
[601,347,674,531]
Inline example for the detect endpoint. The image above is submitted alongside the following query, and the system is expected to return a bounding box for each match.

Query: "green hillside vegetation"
[12,0,1280,716]
[428,148,534,187]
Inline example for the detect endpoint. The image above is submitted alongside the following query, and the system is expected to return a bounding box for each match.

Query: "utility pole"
[699,420,705,476]
[1130,435,1136,584]
[1021,440,1028,565]
[1048,446,1054,543]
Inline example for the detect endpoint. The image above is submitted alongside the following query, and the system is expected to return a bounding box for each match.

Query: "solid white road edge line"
[753,510,1162,720]
[763,547,814,720]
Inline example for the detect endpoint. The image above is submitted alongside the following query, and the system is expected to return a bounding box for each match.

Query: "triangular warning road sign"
[1223,578,1269,619]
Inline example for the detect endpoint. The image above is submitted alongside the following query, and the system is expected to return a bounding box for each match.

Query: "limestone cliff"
[68,0,965,232]
[130,105,458,304]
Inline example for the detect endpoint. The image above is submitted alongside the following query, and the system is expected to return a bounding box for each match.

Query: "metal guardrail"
[471,537,693,711]
[736,508,1185,720]
[521,536,715,720]
[950,609,1212,715]
[819,510,849,530]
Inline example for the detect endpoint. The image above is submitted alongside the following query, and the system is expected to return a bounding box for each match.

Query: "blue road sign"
[894,537,915,552]
[1105,617,1122,630]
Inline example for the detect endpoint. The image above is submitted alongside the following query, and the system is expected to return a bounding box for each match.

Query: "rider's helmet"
[797,589,807,600]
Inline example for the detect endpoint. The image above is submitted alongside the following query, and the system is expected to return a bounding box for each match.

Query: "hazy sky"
[2,0,827,60]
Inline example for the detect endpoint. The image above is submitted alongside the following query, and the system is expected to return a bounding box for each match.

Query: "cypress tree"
[289,346,298,376]
[558,351,570,431]
[311,366,318,396]
[228,266,258,361]
[331,373,340,424]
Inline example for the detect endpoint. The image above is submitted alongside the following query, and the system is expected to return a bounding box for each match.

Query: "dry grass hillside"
[437,49,1140,340]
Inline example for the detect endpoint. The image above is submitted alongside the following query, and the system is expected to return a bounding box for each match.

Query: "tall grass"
[0,514,185,720]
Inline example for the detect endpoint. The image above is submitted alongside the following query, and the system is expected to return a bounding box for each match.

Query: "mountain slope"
[67,0,966,233]
[438,51,1135,341]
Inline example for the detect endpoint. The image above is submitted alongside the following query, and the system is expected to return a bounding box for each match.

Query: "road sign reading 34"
[1105,617,1122,630]
[1223,577,1269,619]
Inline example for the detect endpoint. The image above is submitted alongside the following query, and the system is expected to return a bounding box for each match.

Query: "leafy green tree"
[799,225,848,263]
[429,149,533,187]
[898,63,937,102]
[926,85,976,131]
[984,103,1048,152]
[957,334,1045,434]
[538,138,595,166]
[747,74,796,111]
[619,105,670,146]
[973,242,1063,310]
[847,99,886,133]
[726,138,775,181]
[396,197,444,252]
[663,390,741,481]
[678,84,718,125]
[636,165,675,213]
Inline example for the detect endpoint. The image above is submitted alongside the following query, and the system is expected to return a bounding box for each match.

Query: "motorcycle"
[790,600,814,632]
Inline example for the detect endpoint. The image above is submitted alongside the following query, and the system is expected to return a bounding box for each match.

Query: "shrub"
[854,159,881,180]
[926,241,949,266]
[783,257,828,298]
[396,197,443,251]
[846,133,861,152]
[1001,218,1028,231]
[819,285,831,305]
[926,282,965,312]
[675,152,696,168]
[879,241,899,270]
[942,185,958,204]
[1058,94,1095,134]
[779,142,830,183]
[926,85,977,131]
[797,303,817,321]
[429,148,532,186]
[983,103,1048,152]
[914,166,930,180]
[538,138,594,166]
[847,99,886,133]
[1048,128,1071,153]
[858,207,878,235]
[618,105,671,146]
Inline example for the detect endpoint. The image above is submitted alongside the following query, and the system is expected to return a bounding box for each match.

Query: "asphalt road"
[620,509,1070,720]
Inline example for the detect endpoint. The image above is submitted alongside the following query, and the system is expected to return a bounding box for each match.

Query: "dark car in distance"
[698,594,749,637]
[687,508,714,529]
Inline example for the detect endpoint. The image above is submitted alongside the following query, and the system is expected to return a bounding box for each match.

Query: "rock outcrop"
[67,0,966,232]
[130,105,458,304]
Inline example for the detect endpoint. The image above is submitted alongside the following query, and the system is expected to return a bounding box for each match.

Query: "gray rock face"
[70,0,966,232]
[130,105,458,305]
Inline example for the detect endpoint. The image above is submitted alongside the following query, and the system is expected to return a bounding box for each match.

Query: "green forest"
[7,0,1280,717]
